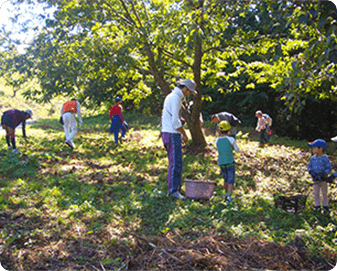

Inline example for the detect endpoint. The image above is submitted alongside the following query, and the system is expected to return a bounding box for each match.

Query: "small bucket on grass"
[184,179,216,199]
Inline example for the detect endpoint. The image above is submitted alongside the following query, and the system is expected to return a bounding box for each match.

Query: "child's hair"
[255,110,262,116]
[220,130,230,135]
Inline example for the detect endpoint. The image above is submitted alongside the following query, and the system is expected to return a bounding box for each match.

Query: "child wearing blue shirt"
[216,121,240,202]
[307,139,331,213]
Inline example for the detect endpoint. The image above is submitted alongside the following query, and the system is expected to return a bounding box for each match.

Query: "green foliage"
[240,1,337,110]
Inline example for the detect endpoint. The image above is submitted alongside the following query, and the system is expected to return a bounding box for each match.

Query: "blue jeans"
[220,164,235,185]
[109,115,126,144]
[162,132,183,194]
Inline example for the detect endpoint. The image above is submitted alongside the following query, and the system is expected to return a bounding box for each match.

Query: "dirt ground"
[0,208,334,271]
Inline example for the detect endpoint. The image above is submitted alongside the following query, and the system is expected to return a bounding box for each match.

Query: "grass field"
[0,109,336,270]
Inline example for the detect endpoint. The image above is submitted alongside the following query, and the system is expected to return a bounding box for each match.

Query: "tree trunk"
[143,43,171,95]
[182,107,207,147]
[144,35,207,147]
[186,18,207,147]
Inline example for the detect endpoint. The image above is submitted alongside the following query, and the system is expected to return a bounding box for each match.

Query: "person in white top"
[161,79,197,200]
[60,99,83,149]
[255,110,269,146]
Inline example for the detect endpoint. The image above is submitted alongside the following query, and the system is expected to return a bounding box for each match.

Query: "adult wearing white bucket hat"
[1,109,33,154]
[179,79,197,94]
[161,78,197,200]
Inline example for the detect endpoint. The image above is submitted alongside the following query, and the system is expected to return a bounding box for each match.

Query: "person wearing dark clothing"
[1,109,33,154]
[210,111,241,138]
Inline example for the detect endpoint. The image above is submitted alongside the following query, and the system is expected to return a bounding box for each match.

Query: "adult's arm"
[22,121,28,142]
[177,126,188,144]
[77,101,83,126]
[171,95,182,131]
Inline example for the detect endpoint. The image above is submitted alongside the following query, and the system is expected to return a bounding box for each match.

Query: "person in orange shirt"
[60,99,82,149]
[109,96,126,144]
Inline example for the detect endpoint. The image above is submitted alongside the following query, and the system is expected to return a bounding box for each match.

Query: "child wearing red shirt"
[109,97,126,144]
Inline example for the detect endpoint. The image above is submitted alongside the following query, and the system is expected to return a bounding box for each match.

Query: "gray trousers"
[313,181,328,207]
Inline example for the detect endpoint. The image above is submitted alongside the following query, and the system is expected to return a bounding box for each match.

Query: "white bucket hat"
[180,79,197,94]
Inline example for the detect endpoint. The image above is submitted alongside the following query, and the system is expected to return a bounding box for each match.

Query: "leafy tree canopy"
[1,0,337,145]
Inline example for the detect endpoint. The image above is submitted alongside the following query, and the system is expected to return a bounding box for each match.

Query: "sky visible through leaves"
[0,0,55,52]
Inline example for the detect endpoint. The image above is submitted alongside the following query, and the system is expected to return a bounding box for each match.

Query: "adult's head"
[178,79,197,97]
[255,110,263,118]
[25,109,33,119]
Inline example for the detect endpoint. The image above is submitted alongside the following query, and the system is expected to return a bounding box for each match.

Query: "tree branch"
[129,0,144,30]
[140,0,150,25]
[143,42,171,95]
[117,0,137,26]
[104,2,135,27]
[202,46,224,55]
[158,47,193,68]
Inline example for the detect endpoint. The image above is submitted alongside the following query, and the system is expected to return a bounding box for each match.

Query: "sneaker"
[314,206,321,212]
[65,141,74,149]
[226,195,233,202]
[7,146,12,150]
[323,206,329,214]
[12,149,21,154]
[70,141,75,149]
[170,191,186,200]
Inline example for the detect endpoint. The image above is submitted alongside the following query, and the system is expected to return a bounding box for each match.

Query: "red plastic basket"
[185,179,216,199]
